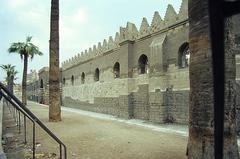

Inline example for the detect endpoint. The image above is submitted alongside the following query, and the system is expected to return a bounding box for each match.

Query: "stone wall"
[38,67,49,105]
[25,0,240,127]
[149,90,164,123]
[25,0,238,125]
[61,0,191,124]
[27,80,39,102]
[163,89,189,124]
[131,84,150,120]
[63,83,189,124]
[63,78,129,104]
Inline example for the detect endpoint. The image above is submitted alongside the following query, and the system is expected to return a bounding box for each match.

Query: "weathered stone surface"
[188,0,239,158]
[26,1,240,133]
[61,1,189,71]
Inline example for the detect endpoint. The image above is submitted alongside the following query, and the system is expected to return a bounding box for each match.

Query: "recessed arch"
[113,62,120,78]
[138,54,149,74]
[81,72,85,84]
[40,79,43,88]
[178,42,190,68]
[94,68,100,82]
[63,78,66,85]
[71,75,74,85]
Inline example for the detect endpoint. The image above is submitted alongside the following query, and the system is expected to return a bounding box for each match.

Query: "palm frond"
[26,36,32,43]
[27,43,43,59]
[8,36,43,61]
[1,64,18,83]
[8,42,26,59]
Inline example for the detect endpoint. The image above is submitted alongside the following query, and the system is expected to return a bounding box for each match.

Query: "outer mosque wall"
[26,0,240,126]
[61,0,190,124]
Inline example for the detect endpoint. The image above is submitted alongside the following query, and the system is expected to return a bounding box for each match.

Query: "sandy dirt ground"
[23,102,188,159]
[2,105,25,159]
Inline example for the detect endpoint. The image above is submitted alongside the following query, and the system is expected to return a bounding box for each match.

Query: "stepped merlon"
[62,0,188,70]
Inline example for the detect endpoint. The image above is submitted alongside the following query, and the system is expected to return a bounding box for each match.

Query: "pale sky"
[0,0,182,83]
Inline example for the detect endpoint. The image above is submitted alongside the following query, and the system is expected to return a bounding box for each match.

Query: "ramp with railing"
[0,82,67,159]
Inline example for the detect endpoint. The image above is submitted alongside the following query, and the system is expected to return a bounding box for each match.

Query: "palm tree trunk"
[9,75,14,94]
[22,54,28,106]
[223,17,239,159]
[49,0,61,122]
[188,0,239,158]
[7,75,11,93]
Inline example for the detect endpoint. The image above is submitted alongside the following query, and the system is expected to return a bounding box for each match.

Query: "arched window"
[63,78,66,85]
[81,72,85,84]
[178,42,190,68]
[71,75,74,85]
[113,62,120,78]
[94,68,100,81]
[40,79,43,88]
[138,54,149,74]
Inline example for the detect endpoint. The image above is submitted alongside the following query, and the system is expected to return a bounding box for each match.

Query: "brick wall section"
[149,89,189,124]
[63,97,94,111]
[164,90,189,124]
[131,84,150,120]
[64,85,189,124]
[64,95,134,119]
[149,90,165,123]
[119,95,133,119]
[64,96,121,117]
[94,97,119,116]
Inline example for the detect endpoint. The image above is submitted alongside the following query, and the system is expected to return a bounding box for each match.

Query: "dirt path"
[2,104,25,159]
[25,102,188,159]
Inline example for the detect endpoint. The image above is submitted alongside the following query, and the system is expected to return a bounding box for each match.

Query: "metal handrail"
[0,82,67,159]
[2,93,36,157]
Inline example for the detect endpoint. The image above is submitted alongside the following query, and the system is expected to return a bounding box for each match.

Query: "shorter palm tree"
[8,36,43,105]
[0,64,18,94]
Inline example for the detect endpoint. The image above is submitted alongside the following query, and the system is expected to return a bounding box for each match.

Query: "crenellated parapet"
[139,17,150,38]
[62,0,188,70]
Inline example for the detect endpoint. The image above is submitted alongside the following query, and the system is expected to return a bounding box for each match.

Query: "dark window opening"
[178,42,190,68]
[113,62,120,78]
[63,78,66,85]
[40,79,43,88]
[81,72,85,84]
[94,68,100,82]
[71,75,74,85]
[138,54,149,74]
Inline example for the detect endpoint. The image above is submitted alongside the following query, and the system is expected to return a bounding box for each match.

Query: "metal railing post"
[60,144,62,159]
[24,115,27,144]
[18,110,21,133]
[33,123,36,159]
[13,106,16,122]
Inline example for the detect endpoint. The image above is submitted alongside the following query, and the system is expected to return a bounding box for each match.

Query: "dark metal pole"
[208,0,225,158]
[33,123,36,159]
[18,110,21,133]
[60,144,62,159]
[24,115,27,144]
[16,108,18,123]
[16,108,18,124]
[13,106,16,122]
[64,144,67,159]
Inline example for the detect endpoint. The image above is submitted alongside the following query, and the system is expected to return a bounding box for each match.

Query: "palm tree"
[8,36,43,105]
[188,0,239,158]
[49,0,61,122]
[0,64,18,94]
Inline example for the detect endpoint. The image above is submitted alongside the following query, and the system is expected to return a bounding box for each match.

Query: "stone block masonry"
[26,0,240,126]
[131,84,150,120]
[63,84,189,124]
[61,0,192,124]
